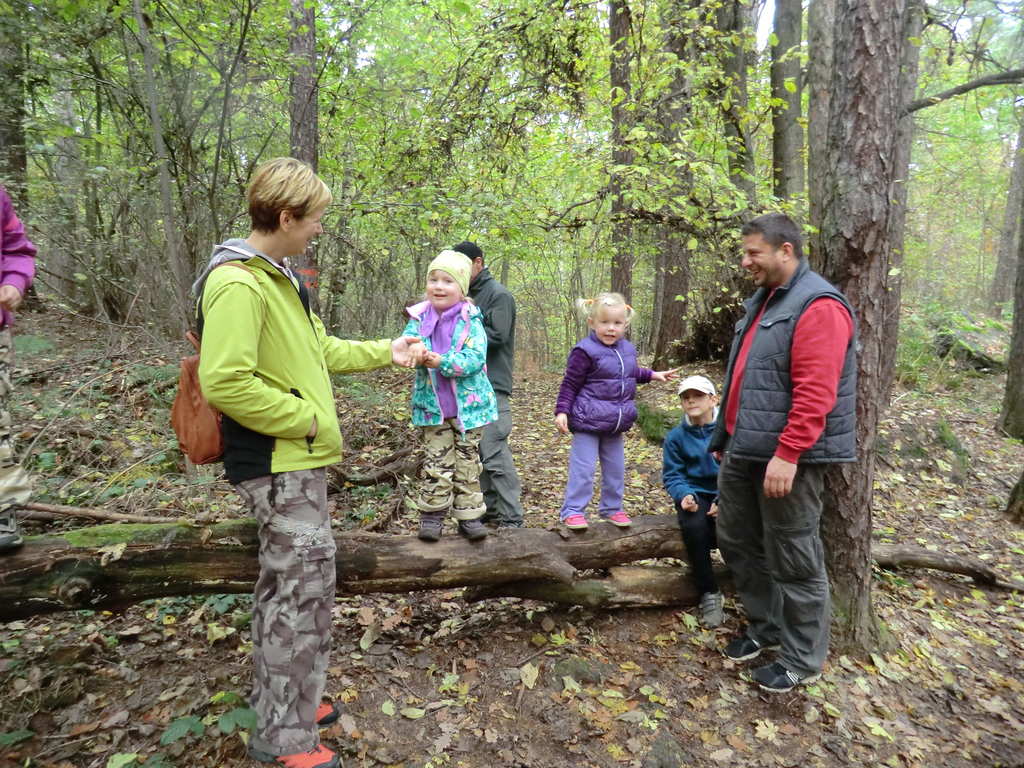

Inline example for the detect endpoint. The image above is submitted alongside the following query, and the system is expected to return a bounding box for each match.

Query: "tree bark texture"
[609,0,634,304]
[649,6,693,369]
[815,0,910,654]
[2,516,1017,621]
[770,0,804,200]
[879,0,923,399]
[999,176,1024,438]
[0,5,28,204]
[990,114,1024,313]
[806,0,835,263]
[290,0,322,311]
[714,0,756,206]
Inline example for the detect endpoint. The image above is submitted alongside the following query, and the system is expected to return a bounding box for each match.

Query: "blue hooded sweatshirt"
[662,411,719,503]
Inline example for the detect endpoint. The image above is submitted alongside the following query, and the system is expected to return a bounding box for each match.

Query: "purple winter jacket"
[555,332,653,435]
[0,186,36,329]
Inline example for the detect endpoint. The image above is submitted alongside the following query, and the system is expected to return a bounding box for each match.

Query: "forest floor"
[1,306,1023,768]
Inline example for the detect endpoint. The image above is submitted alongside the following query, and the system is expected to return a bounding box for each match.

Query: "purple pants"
[559,431,625,520]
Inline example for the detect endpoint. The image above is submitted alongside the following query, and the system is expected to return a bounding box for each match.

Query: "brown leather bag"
[170,260,254,465]
[170,330,223,464]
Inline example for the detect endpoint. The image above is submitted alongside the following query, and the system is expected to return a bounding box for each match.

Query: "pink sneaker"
[603,511,632,527]
[563,514,589,530]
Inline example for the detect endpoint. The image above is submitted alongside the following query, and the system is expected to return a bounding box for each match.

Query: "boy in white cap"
[662,374,724,627]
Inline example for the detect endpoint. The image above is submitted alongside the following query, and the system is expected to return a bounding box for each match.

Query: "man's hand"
[392,336,424,368]
[680,494,698,512]
[554,413,569,435]
[0,285,23,312]
[763,456,797,498]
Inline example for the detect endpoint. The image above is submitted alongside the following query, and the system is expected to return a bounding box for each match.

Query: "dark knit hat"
[452,240,483,263]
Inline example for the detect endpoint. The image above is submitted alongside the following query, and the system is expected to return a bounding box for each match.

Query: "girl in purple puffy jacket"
[554,293,676,530]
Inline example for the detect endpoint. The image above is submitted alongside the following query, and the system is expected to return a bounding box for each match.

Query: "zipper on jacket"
[613,347,625,432]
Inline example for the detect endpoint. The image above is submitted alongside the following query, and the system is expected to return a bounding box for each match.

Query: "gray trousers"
[235,468,335,757]
[717,452,830,677]
[479,392,524,525]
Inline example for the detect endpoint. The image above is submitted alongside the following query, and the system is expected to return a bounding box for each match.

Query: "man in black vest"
[709,213,857,693]
[452,241,525,528]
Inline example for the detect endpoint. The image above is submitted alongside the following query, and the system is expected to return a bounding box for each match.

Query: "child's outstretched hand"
[392,336,425,368]
[554,413,569,435]
[422,351,443,369]
[651,367,680,383]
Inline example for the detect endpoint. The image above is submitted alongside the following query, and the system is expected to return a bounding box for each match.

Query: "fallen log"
[0,516,1019,621]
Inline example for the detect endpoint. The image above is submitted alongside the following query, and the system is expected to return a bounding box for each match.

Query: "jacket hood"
[191,238,287,296]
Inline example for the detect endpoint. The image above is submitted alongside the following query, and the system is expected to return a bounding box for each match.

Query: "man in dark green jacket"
[453,241,524,528]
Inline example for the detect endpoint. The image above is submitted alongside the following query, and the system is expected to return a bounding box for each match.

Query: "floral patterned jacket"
[403,301,498,431]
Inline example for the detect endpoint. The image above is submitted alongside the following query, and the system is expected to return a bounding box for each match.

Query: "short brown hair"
[248,157,332,233]
[741,212,804,260]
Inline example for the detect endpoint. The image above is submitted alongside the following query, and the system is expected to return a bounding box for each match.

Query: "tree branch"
[905,68,1024,114]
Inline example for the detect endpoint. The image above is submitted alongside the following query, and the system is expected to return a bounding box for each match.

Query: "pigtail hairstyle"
[575,292,634,324]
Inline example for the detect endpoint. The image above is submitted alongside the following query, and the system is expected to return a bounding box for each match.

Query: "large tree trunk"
[770,0,804,200]
[999,176,1024,438]
[608,0,634,303]
[0,6,28,205]
[290,0,321,310]
[806,0,835,262]
[3,516,1017,620]
[714,0,756,206]
[813,0,910,655]
[990,114,1024,314]
[649,3,693,369]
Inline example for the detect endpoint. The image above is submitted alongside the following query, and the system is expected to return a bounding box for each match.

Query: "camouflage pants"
[0,328,31,513]
[235,467,336,757]
[407,421,485,520]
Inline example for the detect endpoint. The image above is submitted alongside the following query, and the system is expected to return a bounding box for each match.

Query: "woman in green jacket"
[196,158,421,768]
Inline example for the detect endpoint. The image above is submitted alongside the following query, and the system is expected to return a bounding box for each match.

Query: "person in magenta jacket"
[0,185,36,554]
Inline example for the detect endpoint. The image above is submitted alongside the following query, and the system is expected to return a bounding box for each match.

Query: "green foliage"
[0,730,33,747]
[159,715,204,745]
[13,334,55,355]
[217,706,256,734]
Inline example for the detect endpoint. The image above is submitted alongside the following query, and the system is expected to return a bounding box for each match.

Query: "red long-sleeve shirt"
[725,295,853,463]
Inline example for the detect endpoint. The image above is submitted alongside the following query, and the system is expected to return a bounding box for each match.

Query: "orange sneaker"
[249,744,340,768]
[315,701,339,727]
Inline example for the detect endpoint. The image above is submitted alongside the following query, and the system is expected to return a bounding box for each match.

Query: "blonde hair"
[248,157,333,233]
[576,292,634,324]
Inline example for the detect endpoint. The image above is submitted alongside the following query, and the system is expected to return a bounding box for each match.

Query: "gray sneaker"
[699,591,725,628]
[0,510,24,554]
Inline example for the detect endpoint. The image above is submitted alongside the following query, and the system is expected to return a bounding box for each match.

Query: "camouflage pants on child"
[0,328,32,519]
[408,421,485,520]
[235,467,335,757]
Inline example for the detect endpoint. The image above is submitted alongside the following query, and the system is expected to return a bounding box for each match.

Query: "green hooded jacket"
[197,242,391,483]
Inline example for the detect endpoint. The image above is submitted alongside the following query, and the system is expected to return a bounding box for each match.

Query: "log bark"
[1,515,1020,621]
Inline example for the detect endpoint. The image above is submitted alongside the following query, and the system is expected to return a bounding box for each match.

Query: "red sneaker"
[249,744,340,768]
[563,513,589,530]
[603,511,632,527]
[316,701,339,727]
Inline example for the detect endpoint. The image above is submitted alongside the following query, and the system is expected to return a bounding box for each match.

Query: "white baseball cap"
[677,375,716,397]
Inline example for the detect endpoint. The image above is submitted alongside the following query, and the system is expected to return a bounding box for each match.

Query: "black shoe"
[0,511,23,554]
[748,661,821,692]
[723,633,780,661]
[457,519,488,541]
[418,516,444,542]
[497,520,524,530]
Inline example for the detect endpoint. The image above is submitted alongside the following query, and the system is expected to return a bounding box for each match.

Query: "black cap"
[452,240,483,263]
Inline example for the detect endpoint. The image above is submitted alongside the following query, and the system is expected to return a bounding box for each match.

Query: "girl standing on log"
[403,250,498,542]
[195,158,423,768]
[554,293,676,530]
